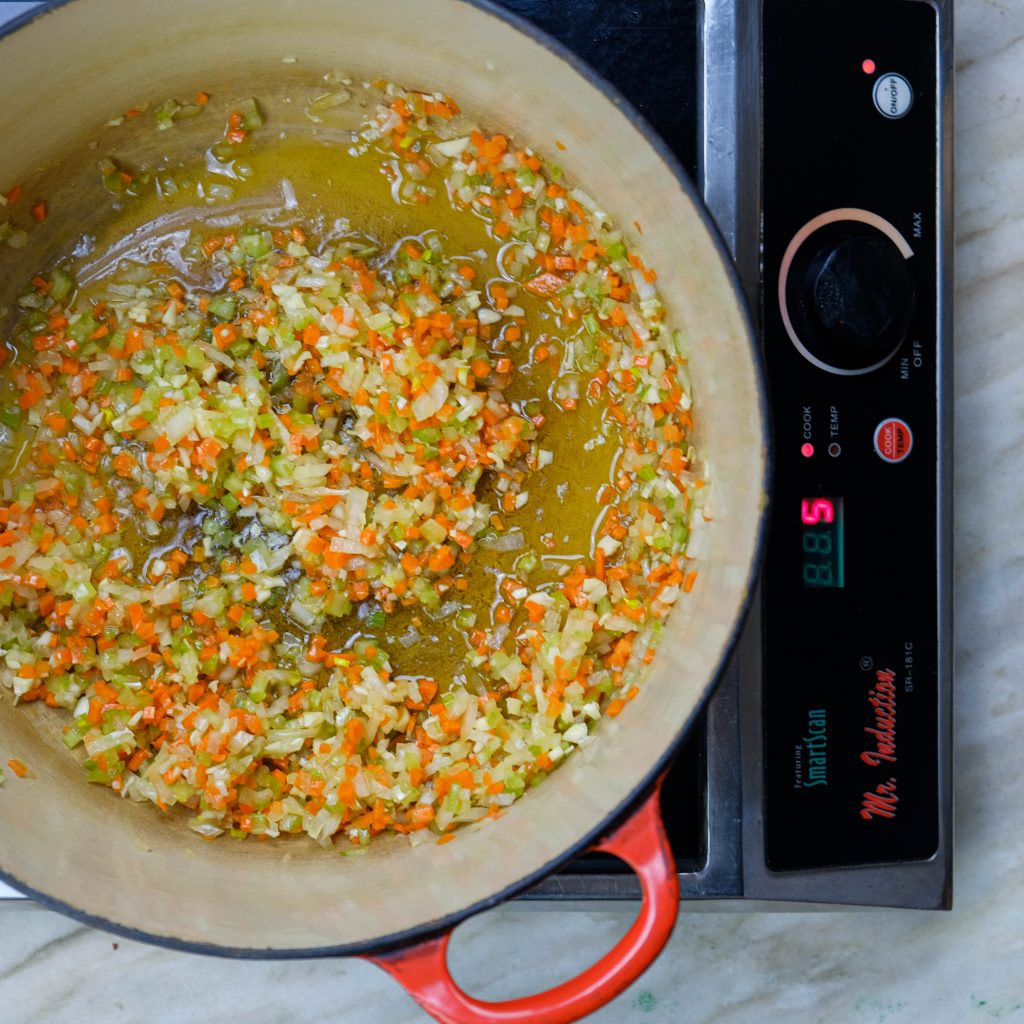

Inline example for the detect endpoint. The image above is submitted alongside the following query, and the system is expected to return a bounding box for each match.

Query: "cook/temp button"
[874,417,913,463]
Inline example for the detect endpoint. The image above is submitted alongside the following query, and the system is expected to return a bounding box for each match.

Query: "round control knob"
[779,210,917,375]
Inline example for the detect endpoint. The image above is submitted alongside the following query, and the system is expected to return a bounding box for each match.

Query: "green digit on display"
[802,562,834,587]
[802,530,832,556]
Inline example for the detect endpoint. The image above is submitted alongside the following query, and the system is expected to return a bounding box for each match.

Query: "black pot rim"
[0,0,772,961]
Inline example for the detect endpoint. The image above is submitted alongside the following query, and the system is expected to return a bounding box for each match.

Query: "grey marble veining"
[3,0,1024,1021]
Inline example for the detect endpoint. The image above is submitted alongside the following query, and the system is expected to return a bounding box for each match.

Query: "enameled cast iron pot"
[0,1,768,1020]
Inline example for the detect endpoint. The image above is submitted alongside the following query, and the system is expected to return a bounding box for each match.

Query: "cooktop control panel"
[761,0,941,871]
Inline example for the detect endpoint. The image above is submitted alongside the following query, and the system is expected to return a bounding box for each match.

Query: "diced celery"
[49,268,75,303]
[238,98,264,131]
[207,295,236,321]
[606,240,627,261]
[240,231,271,258]
[62,719,91,750]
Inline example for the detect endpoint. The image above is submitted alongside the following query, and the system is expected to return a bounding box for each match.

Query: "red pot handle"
[366,775,678,1024]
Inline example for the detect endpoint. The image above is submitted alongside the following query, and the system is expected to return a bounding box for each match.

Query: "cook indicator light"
[862,58,877,75]
[801,442,814,458]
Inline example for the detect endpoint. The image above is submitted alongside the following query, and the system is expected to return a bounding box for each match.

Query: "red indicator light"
[800,442,814,458]
[862,58,877,75]
[801,498,835,525]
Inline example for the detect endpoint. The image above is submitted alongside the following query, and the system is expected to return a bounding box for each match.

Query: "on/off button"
[874,417,913,463]
[873,72,914,119]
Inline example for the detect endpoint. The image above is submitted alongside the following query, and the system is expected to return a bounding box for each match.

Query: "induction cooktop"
[500,0,954,909]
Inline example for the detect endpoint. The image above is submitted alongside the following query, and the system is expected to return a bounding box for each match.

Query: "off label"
[874,418,913,463]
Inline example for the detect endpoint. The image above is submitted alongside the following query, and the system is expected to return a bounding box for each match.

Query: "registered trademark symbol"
[859,656,874,671]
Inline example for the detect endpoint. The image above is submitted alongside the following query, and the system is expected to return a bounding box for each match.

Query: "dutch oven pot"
[0,1,767,1020]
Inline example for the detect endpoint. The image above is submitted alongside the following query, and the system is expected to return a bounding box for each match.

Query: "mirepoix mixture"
[0,81,704,847]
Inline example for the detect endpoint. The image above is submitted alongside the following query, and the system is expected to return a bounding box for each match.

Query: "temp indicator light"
[862,58,877,75]
[800,442,814,458]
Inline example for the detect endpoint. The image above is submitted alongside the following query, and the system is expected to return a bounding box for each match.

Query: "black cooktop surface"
[493,0,698,178]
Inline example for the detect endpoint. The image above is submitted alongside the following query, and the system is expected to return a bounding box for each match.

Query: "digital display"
[801,498,844,588]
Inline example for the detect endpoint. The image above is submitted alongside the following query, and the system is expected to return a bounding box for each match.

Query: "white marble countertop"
[2,1,1023,1021]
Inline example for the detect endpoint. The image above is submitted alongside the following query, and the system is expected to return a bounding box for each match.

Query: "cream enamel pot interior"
[0,0,767,1018]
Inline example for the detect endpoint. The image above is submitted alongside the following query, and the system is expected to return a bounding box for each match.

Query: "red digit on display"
[800,498,835,525]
